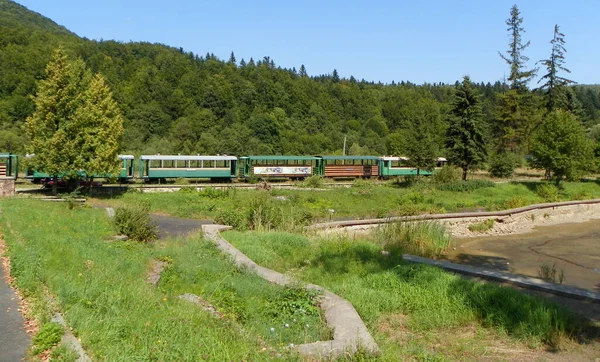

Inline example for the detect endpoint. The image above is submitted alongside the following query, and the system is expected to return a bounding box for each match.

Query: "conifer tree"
[72,73,124,188]
[499,5,536,91]
[24,47,91,195]
[299,64,307,77]
[332,69,340,83]
[446,76,488,180]
[228,51,236,65]
[538,25,574,111]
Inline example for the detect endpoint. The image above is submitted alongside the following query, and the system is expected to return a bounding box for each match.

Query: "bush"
[435,180,495,192]
[489,152,520,178]
[431,165,461,184]
[303,175,324,188]
[113,204,157,242]
[215,208,247,230]
[375,221,452,258]
[536,183,560,202]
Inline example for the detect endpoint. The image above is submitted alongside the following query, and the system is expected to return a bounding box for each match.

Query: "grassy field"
[224,230,599,361]
[0,199,328,361]
[92,180,600,228]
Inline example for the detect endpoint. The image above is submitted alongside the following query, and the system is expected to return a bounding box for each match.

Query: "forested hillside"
[1,0,599,157]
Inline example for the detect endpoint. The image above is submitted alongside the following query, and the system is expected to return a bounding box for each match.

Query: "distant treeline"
[1,0,599,157]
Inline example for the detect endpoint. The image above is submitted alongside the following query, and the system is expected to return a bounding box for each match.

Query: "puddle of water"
[445,219,600,291]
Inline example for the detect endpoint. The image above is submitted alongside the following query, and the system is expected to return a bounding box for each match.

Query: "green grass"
[224,230,596,360]
[0,199,328,360]
[467,219,495,233]
[94,181,600,228]
[374,221,452,258]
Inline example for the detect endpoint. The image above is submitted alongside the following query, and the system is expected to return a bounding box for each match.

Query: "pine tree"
[446,76,488,180]
[248,57,255,67]
[24,47,91,195]
[499,5,536,91]
[332,69,340,83]
[239,58,247,67]
[299,64,307,77]
[537,25,575,111]
[228,51,236,65]
[72,73,124,189]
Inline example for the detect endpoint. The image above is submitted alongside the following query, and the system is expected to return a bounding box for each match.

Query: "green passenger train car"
[240,155,320,179]
[0,153,18,179]
[378,157,447,178]
[139,155,238,182]
[25,154,136,183]
[318,156,380,178]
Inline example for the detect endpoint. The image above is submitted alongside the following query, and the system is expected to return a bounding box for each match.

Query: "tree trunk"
[462,167,468,181]
[88,176,94,196]
[52,174,58,196]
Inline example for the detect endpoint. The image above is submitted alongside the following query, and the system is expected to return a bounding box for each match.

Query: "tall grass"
[225,231,595,359]
[375,221,452,258]
[0,199,329,360]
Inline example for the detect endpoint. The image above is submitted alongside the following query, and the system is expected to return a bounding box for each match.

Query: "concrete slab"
[0,264,30,362]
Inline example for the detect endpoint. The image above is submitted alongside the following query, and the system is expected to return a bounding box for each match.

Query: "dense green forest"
[1,0,600,160]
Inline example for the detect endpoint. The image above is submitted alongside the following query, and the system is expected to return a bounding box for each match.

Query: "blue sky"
[14,0,600,85]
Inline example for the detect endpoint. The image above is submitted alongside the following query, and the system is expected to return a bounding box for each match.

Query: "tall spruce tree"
[538,25,575,112]
[499,5,536,91]
[446,76,488,180]
[24,47,91,195]
[72,73,124,189]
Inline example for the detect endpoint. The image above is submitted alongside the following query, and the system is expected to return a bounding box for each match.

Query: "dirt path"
[151,215,212,239]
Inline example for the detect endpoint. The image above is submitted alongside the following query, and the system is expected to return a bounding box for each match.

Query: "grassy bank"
[93,180,600,228]
[224,230,598,360]
[0,200,328,360]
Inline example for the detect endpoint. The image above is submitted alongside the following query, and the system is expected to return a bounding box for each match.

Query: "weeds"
[375,221,452,258]
[468,219,495,233]
[303,175,324,188]
[435,180,495,192]
[113,203,157,242]
[538,263,565,284]
[536,183,560,202]
[32,322,62,355]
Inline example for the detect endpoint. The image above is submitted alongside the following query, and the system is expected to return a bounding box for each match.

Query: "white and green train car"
[139,155,238,182]
[378,157,447,178]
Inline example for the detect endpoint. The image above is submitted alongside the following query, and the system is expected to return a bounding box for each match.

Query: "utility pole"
[342,135,347,155]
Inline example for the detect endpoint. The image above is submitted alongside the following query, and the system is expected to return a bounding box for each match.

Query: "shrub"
[375,221,452,258]
[303,175,324,188]
[536,183,560,202]
[113,203,157,243]
[501,196,528,210]
[489,152,520,178]
[435,180,495,192]
[468,219,495,233]
[431,165,461,184]
[32,322,63,355]
[215,208,247,230]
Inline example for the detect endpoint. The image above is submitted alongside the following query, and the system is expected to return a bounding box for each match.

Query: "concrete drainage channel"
[202,225,381,358]
[310,199,600,304]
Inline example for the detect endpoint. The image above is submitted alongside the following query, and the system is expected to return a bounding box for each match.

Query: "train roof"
[140,155,237,161]
[118,155,134,159]
[379,156,409,161]
[240,155,318,161]
[320,155,380,160]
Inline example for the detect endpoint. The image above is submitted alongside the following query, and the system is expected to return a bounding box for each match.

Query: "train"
[0,153,446,184]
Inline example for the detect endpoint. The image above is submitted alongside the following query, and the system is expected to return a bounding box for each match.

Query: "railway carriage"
[139,155,238,182]
[240,155,319,180]
[378,156,447,178]
[25,154,135,184]
[318,155,379,178]
[0,153,18,179]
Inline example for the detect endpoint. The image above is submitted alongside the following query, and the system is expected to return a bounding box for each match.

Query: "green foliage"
[530,110,595,182]
[435,180,495,192]
[446,76,488,180]
[375,221,452,258]
[215,208,247,230]
[468,219,495,233]
[303,175,324,188]
[499,5,535,91]
[431,165,462,184]
[32,322,63,355]
[536,183,560,202]
[489,152,520,178]
[113,204,157,242]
